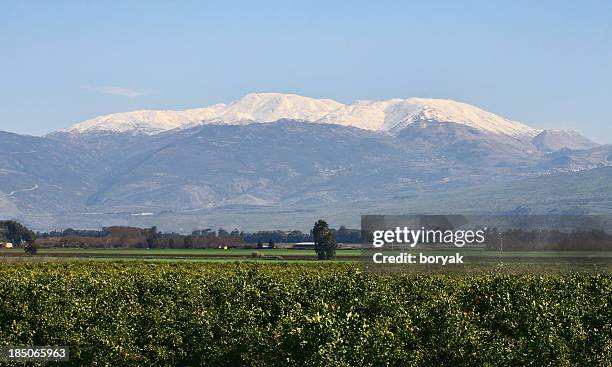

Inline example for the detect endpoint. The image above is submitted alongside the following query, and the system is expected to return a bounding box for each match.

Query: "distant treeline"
[34,225,361,249]
[38,228,111,238]
[240,226,361,244]
[484,228,612,251]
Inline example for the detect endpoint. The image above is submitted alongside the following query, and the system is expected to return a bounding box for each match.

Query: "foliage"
[0,263,608,366]
[0,220,36,246]
[35,225,363,249]
[313,220,337,260]
[146,226,159,248]
[184,235,194,249]
[23,242,38,255]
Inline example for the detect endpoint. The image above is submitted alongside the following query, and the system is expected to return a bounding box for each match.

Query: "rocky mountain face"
[1,94,609,231]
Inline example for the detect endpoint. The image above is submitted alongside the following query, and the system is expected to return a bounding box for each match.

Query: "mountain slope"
[532,129,599,152]
[390,166,612,216]
[0,131,97,217]
[5,116,612,231]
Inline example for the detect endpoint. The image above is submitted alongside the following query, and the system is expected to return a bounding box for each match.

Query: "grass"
[2,247,611,266]
[0,247,353,256]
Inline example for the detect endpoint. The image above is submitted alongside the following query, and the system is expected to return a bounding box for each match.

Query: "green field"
[1,247,338,256]
[0,262,610,366]
[2,248,611,279]
[2,247,612,257]
[0,247,357,261]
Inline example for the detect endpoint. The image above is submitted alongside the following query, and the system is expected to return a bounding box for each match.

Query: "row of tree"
[7,219,347,259]
[35,225,361,247]
[11,219,612,259]
[484,228,612,251]
[189,226,361,244]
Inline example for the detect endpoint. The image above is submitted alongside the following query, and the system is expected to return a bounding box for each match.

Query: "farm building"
[1,242,13,249]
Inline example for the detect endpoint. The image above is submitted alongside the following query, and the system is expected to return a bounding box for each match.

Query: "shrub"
[0,263,609,366]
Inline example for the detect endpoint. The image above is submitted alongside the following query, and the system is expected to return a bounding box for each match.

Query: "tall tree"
[322,231,338,260]
[146,226,159,248]
[184,236,194,249]
[313,219,337,260]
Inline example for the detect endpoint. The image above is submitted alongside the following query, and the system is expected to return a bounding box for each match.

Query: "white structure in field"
[292,242,316,249]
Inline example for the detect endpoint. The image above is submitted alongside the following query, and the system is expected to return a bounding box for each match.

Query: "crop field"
[2,247,611,263]
[0,262,610,366]
[0,248,359,261]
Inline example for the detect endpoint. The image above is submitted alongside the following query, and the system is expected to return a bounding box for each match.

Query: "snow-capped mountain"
[60,93,540,139]
[63,93,342,135]
[3,93,607,231]
[209,93,343,125]
[64,104,229,135]
[315,98,539,138]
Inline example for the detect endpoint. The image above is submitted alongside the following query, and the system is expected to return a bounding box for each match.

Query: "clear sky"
[1,0,611,142]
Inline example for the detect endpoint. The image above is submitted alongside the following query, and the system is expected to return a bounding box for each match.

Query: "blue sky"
[1,0,611,141]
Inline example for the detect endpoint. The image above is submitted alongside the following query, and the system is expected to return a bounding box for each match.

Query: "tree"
[322,231,337,260]
[24,242,38,255]
[1,220,36,245]
[313,220,328,260]
[257,240,264,249]
[313,219,337,260]
[184,235,194,249]
[146,226,159,248]
[268,239,275,249]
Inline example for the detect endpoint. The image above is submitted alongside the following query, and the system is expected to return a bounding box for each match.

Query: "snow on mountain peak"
[213,93,344,123]
[314,97,539,138]
[60,93,541,138]
[390,98,540,138]
[63,104,227,135]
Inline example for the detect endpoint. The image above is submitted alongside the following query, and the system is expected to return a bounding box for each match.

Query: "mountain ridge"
[59,93,542,139]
